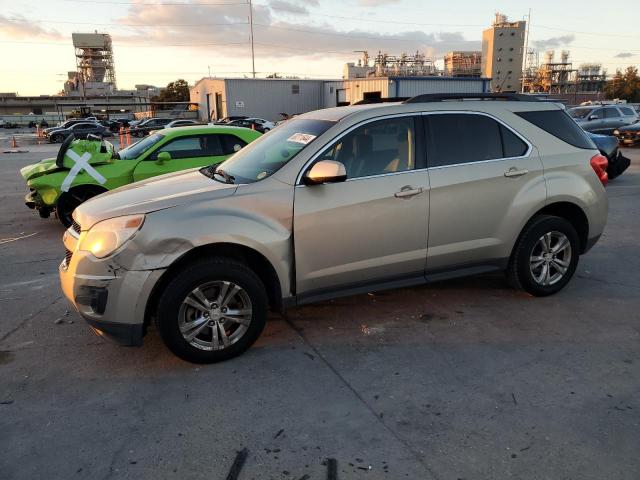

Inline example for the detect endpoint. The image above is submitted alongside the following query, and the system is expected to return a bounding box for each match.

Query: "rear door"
[132,134,230,181]
[424,112,546,274]
[603,107,625,132]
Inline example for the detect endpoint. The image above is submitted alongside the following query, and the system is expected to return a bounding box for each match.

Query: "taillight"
[590,153,608,186]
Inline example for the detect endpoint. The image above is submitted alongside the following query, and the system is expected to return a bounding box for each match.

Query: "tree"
[605,66,640,102]
[151,79,190,109]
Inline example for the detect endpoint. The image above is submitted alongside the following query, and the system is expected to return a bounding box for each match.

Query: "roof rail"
[403,93,540,104]
[352,97,410,105]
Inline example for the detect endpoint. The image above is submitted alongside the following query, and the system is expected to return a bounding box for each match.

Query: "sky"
[0,0,638,95]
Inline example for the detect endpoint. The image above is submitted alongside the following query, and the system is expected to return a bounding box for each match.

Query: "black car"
[129,118,174,137]
[215,116,247,124]
[225,118,268,133]
[588,132,631,180]
[48,122,112,143]
[613,123,640,146]
[43,119,98,136]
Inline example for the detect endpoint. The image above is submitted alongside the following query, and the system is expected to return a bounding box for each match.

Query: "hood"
[20,157,63,181]
[74,168,237,229]
[587,133,617,160]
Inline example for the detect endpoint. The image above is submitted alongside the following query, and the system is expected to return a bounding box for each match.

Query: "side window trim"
[422,111,532,170]
[295,113,425,185]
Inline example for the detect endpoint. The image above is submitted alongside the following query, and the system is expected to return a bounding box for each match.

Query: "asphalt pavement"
[1,143,639,479]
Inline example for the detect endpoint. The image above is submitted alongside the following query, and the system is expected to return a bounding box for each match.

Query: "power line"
[61,0,247,5]
[0,40,249,47]
[29,19,249,27]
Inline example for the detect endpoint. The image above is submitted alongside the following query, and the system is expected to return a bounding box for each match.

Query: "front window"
[212,118,335,183]
[118,133,164,160]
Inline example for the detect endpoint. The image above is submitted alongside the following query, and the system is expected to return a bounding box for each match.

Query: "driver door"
[132,134,229,182]
[293,115,429,298]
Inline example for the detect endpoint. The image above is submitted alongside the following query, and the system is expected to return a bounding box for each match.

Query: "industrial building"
[64,33,117,97]
[481,13,526,92]
[521,50,607,99]
[444,51,483,77]
[190,76,490,122]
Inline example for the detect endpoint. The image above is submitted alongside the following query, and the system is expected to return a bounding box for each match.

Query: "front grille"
[71,220,81,234]
[64,248,73,266]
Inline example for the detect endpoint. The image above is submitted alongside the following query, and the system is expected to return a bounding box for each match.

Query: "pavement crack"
[283,314,441,480]
[0,295,64,344]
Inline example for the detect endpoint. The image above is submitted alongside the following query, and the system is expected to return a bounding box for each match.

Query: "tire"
[156,257,268,363]
[56,186,106,227]
[507,215,580,297]
[52,133,64,143]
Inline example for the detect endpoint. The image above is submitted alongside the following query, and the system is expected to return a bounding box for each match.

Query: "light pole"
[249,0,256,78]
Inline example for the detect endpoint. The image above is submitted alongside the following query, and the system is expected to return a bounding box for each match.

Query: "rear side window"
[619,106,635,116]
[516,110,595,149]
[220,134,247,155]
[500,125,528,157]
[425,114,525,167]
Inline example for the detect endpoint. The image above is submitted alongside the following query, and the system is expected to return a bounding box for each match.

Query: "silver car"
[60,93,609,363]
[568,104,639,135]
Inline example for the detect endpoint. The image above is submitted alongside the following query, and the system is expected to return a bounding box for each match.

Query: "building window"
[291,84,300,94]
[329,86,334,93]
[498,47,503,51]
[511,32,515,36]
[497,57,502,62]
[499,32,504,36]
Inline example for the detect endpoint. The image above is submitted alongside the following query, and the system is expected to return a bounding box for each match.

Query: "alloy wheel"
[529,231,572,286]
[178,281,252,351]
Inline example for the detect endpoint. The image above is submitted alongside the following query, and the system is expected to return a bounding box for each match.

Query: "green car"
[21,125,261,226]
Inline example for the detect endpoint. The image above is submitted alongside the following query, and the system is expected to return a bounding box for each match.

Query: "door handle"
[504,167,529,178]
[394,186,423,198]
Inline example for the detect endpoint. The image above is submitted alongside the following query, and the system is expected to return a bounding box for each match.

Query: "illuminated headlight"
[79,214,145,259]
[613,130,620,136]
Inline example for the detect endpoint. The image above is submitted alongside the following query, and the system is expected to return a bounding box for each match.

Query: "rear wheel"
[56,186,106,227]
[508,215,580,296]
[52,133,64,143]
[156,257,268,363]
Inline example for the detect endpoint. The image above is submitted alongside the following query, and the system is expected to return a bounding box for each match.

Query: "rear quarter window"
[515,110,595,150]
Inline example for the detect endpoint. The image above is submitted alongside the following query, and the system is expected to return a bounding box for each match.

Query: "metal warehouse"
[190,76,490,122]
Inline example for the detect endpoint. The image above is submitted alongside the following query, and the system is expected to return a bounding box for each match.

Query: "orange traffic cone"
[11,136,18,148]
[125,128,131,146]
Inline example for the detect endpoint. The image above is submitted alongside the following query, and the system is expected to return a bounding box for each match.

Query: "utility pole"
[522,8,531,93]
[249,0,256,78]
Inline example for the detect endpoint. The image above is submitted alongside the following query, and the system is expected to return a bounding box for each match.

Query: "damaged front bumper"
[25,189,53,218]
[60,227,165,346]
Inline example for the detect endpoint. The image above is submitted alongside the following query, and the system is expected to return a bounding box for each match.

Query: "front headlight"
[79,214,145,258]
[613,130,620,136]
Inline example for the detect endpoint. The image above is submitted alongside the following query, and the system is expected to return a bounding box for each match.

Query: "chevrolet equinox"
[60,94,609,363]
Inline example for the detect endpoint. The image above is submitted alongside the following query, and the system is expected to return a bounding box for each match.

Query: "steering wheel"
[55,134,76,168]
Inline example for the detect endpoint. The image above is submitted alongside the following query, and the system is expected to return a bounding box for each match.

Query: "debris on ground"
[225,448,248,480]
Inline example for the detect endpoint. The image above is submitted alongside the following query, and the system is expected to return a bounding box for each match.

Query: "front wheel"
[508,215,580,296]
[156,258,268,363]
[52,133,64,143]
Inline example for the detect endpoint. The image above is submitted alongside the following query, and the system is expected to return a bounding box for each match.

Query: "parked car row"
[568,104,639,135]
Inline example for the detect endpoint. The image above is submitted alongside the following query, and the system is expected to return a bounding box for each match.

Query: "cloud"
[614,52,634,58]
[359,0,402,5]
[113,3,479,62]
[532,34,574,50]
[0,14,63,40]
[269,0,318,14]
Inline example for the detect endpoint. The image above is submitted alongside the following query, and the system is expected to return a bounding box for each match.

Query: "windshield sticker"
[287,133,316,145]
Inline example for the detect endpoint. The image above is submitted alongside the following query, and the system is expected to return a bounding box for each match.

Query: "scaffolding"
[444,51,482,77]
[72,33,117,91]
[522,50,606,94]
[371,51,437,77]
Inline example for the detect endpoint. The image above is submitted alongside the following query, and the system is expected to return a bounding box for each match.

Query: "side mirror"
[156,151,172,164]
[588,114,599,121]
[303,160,347,186]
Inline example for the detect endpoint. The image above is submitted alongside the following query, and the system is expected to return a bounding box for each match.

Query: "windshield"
[211,118,335,183]
[568,108,594,119]
[117,133,164,160]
